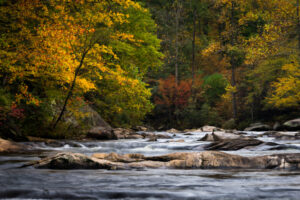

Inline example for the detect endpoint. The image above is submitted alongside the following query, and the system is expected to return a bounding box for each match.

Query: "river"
[1,130,300,199]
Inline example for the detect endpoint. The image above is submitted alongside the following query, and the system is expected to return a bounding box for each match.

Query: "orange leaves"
[14,85,40,106]
[155,75,192,108]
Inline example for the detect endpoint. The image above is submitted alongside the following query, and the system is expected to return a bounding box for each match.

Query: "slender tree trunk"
[174,0,181,126]
[231,65,237,119]
[230,2,238,120]
[2,74,7,86]
[52,51,87,129]
[175,0,180,86]
[190,7,197,102]
[191,8,196,88]
[297,0,300,52]
[250,64,255,122]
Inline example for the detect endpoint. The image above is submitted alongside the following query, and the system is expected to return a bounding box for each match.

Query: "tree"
[49,0,145,129]
[0,0,163,136]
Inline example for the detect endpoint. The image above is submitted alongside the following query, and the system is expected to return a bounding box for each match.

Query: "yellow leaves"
[222,84,237,101]
[14,85,41,106]
[202,42,221,57]
[76,78,96,92]
[239,11,259,26]
[112,0,141,10]
[267,60,300,108]
[115,33,135,42]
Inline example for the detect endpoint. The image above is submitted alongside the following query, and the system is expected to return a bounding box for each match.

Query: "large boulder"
[59,105,111,130]
[244,122,271,131]
[166,152,268,169]
[0,138,28,153]
[198,133,214,141]
[283,118,300,131]
[86,127,116,140]
[30,152,125,170]
[204,138,264,151]
[112,128,142,139]
[212,132,242,140]
[145,152,300,169]
[28,151,300,170]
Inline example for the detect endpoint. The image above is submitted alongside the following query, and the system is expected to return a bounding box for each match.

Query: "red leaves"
[155,75,192,108]
[0,105,24,126]
[8,104,25,119]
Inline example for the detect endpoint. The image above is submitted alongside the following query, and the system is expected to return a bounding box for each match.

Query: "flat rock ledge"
[27,151,300,170]
[0,138,29,153]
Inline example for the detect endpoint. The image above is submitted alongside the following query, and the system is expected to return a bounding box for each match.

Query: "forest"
[0,0,299,139]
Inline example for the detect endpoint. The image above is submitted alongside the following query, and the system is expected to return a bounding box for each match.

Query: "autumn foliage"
[155,75,192,109]
[0,0,162,137]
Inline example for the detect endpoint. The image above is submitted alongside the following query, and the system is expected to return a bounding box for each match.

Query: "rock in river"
[283,118,300,131]
[199,131,244,142]
[244,122,271,131]
[29,151,300,170]
[30,152,125,170]
[0,138,28,153]
[204,138,264,151]
[86,126,117,140]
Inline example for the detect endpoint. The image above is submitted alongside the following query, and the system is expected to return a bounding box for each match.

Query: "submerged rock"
[29,151,300,170]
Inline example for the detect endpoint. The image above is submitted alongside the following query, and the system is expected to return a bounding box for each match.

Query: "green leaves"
[203,73,228,105]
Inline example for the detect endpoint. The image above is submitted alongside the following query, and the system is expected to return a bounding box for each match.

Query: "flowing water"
[1,131,300,200]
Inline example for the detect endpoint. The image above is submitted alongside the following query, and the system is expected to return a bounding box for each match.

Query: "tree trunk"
[191,8,196,88]
[52,51,87,129]
[230,2,238,120]
[174,0,181,126]
[231,65,237,120]
[297,0,300,53]
[191,8,197,102]
[175,0,180,86]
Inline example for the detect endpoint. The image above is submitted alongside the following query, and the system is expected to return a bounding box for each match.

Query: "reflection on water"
[1,130,300,199]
